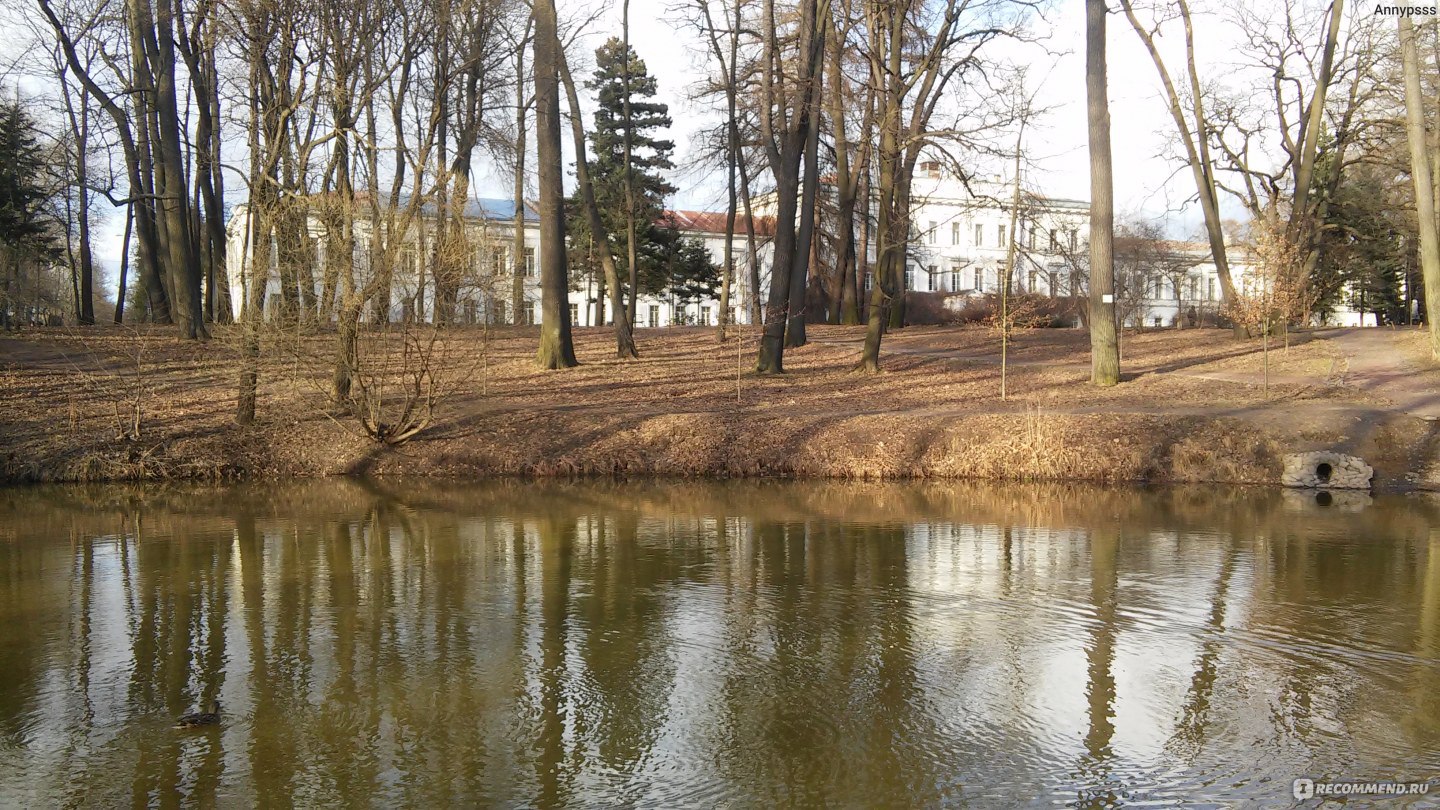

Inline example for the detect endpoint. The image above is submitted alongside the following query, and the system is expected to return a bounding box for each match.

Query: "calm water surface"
[0,480,1438,807]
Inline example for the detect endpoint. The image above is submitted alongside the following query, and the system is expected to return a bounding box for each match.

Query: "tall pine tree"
[567,38,677,319]
[0,100,61,329]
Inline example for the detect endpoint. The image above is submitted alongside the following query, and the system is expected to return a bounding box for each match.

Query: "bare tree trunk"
[178,11,228,326]
[1118,0,1238,332]
[237,78,266,425]
[622,0,640,330]
[512,18,531,326]
[855,166,870,323]
[888,173,912,329]
[739,143,762,325]
[1087,0,1119,385]
[142,0,207,339]
[860,0,903,371]
[756,0,821,373]
[786,17,824,348]
[533,0,578,369]
[718,31,737,340]
[559,50,638,358]
[1400,14,1440,361]
[697,0,744,336]
[115,203,132,324]
[60,71,96,324]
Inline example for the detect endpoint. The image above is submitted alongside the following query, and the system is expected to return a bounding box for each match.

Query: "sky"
[524,0,1260,229]
[70,0,1326,291]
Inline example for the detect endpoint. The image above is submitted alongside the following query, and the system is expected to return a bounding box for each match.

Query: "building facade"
[226,172,1377,331]
[225,198,774,328]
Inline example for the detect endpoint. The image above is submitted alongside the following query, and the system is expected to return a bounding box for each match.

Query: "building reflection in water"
[0,480,1437,806]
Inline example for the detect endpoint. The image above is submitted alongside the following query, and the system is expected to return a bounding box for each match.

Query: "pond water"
[0,480,1437,807]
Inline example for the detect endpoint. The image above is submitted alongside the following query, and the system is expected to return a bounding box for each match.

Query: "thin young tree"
[511,14,532,326]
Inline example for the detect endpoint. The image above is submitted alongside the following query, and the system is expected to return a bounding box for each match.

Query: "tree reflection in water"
[0,480,1437,806]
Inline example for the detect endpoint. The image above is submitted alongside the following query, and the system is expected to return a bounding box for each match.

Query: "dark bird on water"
[175,700,222,729]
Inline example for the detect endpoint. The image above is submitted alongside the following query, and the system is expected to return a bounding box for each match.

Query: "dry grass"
[0,322,1416,486]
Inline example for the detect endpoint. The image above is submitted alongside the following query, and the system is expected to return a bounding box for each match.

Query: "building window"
[1048,270,1059,298]
[973,267,983,292]
[1207,277,1217,301]
[1026,267,1037,293]
[974,223,984,247]
[648,303,660,327]
[864,272,873,292]
[524,301,536,325]
[951,222,960,245]
[569,302,579,324]
[524,247,536,277]
[491,246,507,277]
[1069,229,1078,251]
[700,307,712,326]
[998,224,1007,247]
[1028,227,1037,250]
[1049,230,1058,251]
[927,221,937,245]
[905,267,916,290]
[950,267,961,291]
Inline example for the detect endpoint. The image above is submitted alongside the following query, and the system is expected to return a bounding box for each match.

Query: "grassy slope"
[1,323,1433,488]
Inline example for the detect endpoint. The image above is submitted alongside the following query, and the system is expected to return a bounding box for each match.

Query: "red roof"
[666,209,775,237]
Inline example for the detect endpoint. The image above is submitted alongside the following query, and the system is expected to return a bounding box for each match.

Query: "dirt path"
[1321,328,1440,420]
[0,337,122,374]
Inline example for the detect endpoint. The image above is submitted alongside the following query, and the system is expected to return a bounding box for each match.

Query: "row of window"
[565,303,731,327]
[861,265,1223,301]
[390,244,538,278]
[923,220,1079,253]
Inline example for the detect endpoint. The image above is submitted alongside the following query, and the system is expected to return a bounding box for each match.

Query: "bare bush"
[344,321,455,445]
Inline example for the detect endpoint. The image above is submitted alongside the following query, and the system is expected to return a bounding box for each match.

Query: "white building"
[903,163,1092,300]
[226,172,1377,332]
[900,163,1386,328]
[225,197,775,328]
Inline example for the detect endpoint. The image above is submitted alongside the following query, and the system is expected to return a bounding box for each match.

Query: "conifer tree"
[567,37,676,316]
[0,100,61,329]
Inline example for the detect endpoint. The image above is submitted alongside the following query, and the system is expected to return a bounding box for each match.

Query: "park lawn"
[0,323,1401,485]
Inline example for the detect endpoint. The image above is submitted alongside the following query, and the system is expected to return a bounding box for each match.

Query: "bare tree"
[532,0,577,368]
[1399,13,1440,359]
[859,0,1017,371]
[558,45,639,358]
[1087,0,1118,385]
[754,0,824,373]
[1117,0,1239,325]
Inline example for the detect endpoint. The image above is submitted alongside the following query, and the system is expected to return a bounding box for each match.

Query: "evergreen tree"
[0,99,61,328]
[567,37,677,302]
[663,234,721,308]
[1314,163,1409,324]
